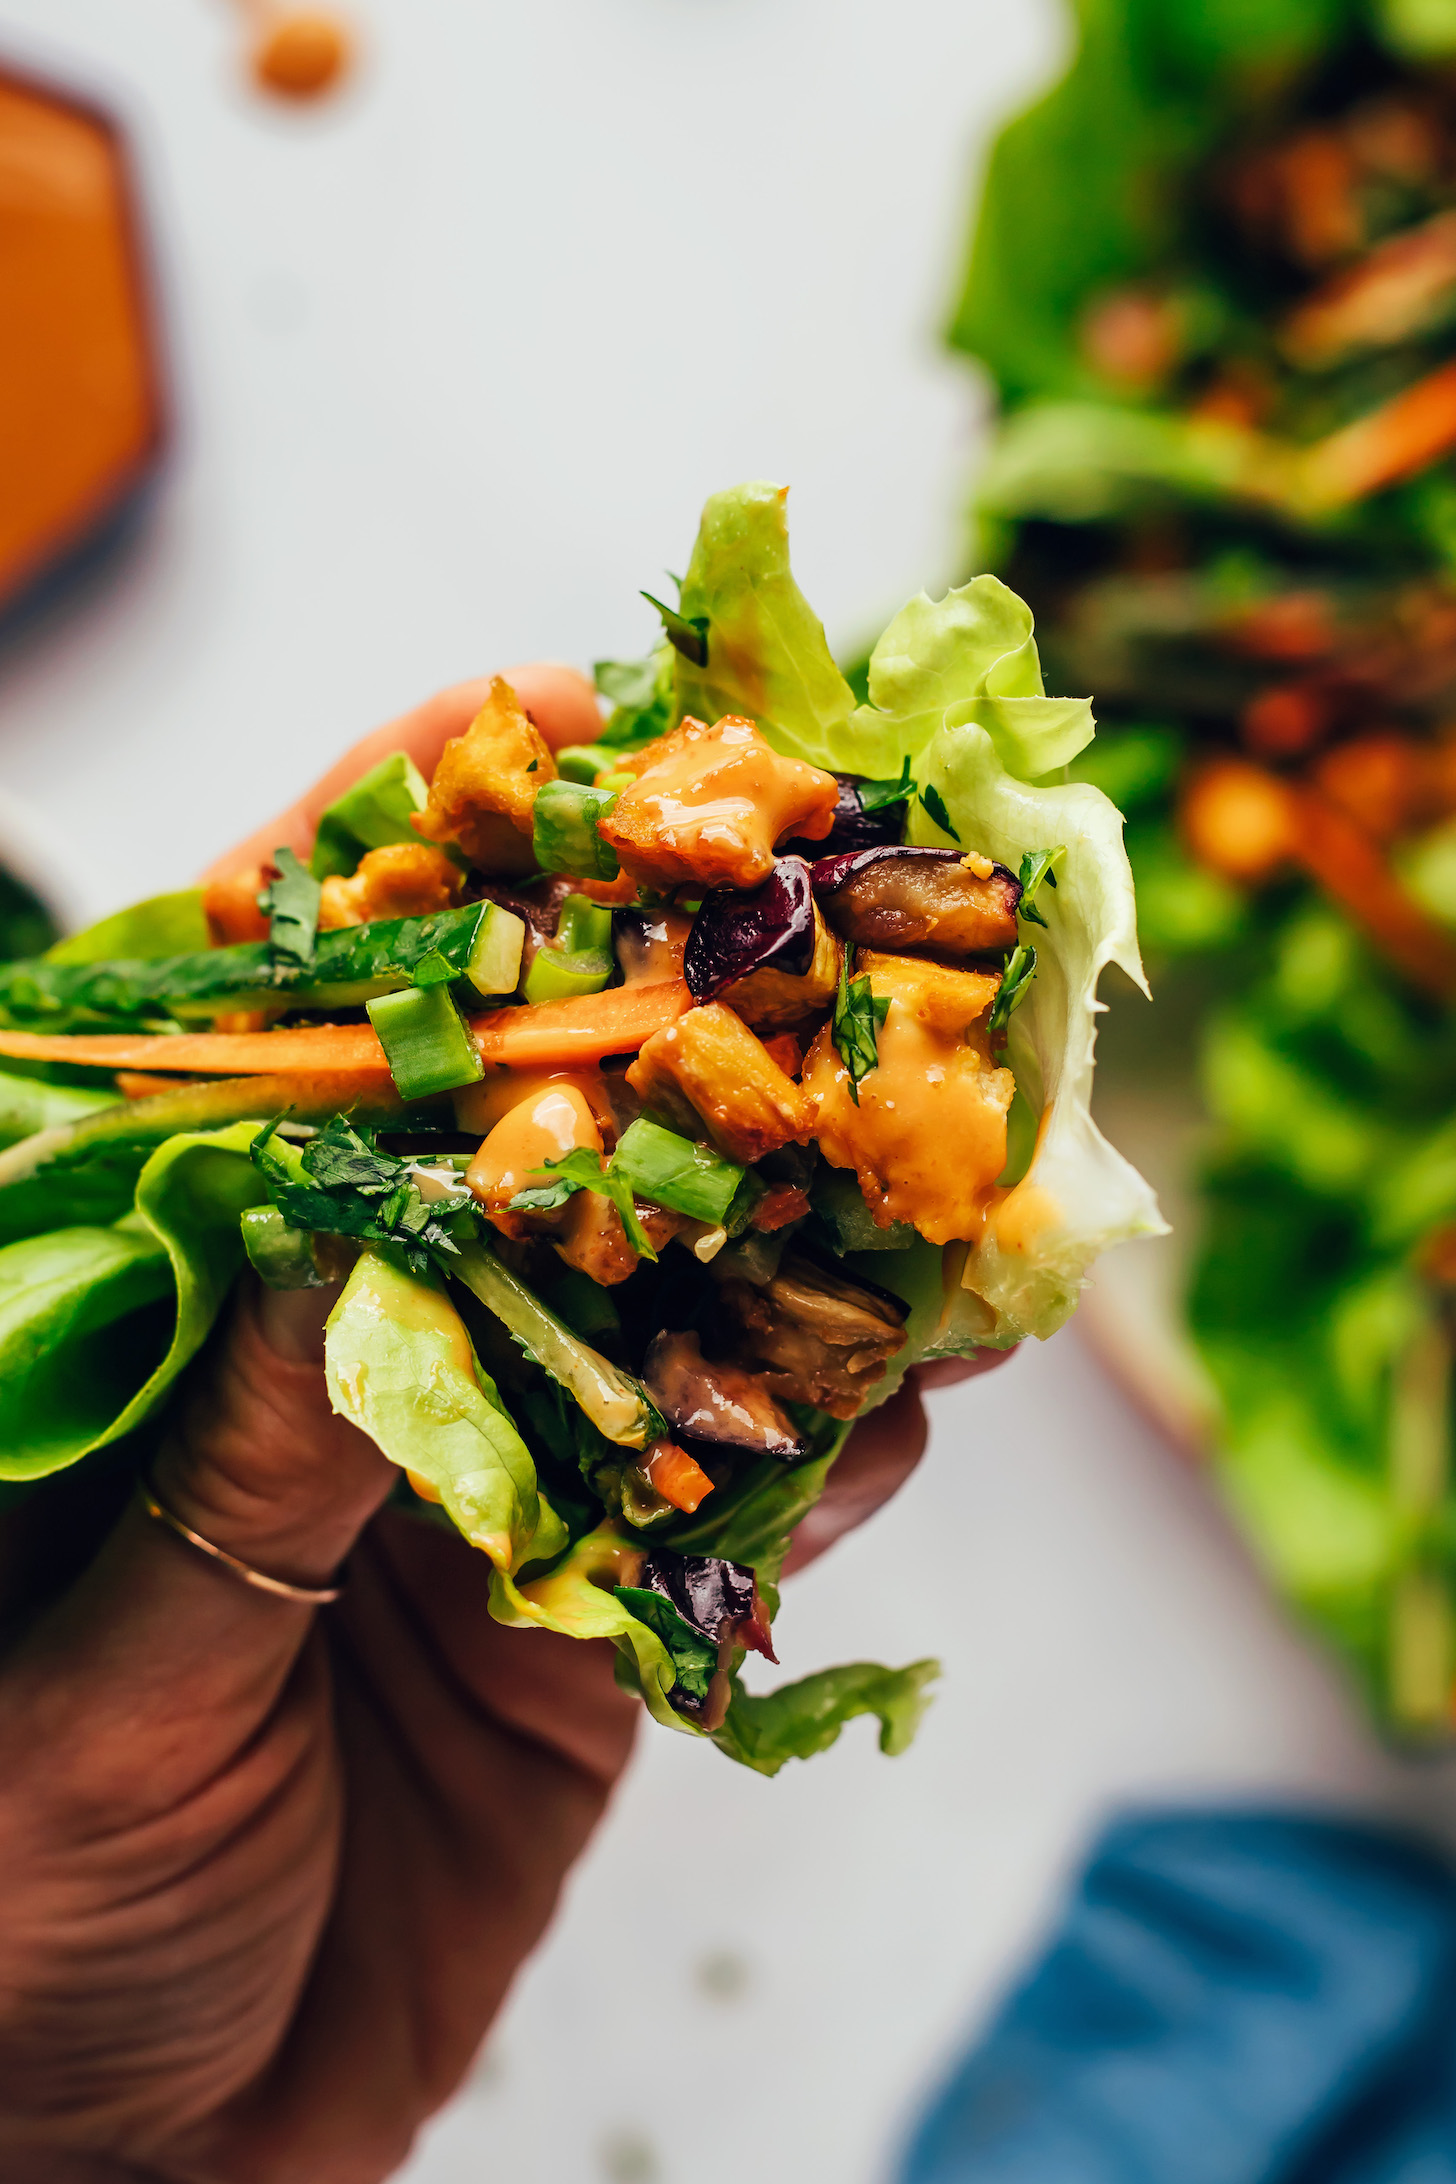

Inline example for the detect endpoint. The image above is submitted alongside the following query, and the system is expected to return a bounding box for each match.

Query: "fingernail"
[254,1279,338,1365]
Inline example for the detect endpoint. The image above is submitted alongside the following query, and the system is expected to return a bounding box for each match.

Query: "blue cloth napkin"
[902,1809,1456,2183]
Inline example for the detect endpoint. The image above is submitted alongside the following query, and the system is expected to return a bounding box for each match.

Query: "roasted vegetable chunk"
[804,951,1011,1244]
[412,676,556,876]
[716,1254,907,1418]
[812,846,1020,958]
[643,1328,805,1458]
[684,858,842,1029]
[598,715,838,891]
[318,842,463,930]
[626,1002,813,1163]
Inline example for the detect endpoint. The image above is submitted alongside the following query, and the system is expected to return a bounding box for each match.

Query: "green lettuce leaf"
[310,751,429,881]
[489,1520,684,1730]
[45,890,210,966]
[0,1069,117,1154]
[0,1119,268,1480]
[711,1658,940,1776]
[324,1246,566,1574]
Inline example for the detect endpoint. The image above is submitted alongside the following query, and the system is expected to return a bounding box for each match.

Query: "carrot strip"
[0,980,693,1080]
[1288,788,1456,1000]
[1302,357,1456,505]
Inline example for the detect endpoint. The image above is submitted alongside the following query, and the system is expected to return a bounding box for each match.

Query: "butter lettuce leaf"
[712,1658,940,1776]
[325,1247,566,1575]
[489,1520,685,1731]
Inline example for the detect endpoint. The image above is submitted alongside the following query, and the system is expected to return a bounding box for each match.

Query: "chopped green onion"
[611,1117,748,1226]
[555,743,622,785]
[532,780,621,879]
[522,893,614,1005]
[367,985,483,1100]
[310,751,429,880]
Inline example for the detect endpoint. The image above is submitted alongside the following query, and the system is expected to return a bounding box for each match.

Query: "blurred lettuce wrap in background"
[0,482,1156,1770]
[954,0,1456,1726]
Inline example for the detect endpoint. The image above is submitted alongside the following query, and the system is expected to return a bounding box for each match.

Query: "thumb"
[0,1278,394,1824]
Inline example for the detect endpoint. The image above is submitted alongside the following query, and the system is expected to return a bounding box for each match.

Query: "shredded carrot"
[643,1438,714,1515]
[1302,357,1456,505]
[0,980,693,1081]
[1288,787,1456,1000]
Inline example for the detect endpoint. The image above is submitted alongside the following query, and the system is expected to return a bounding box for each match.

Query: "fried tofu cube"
[803,950,1012,1245]
[626,1002,813,1164]
[317,842,464,930]
[412,676,556,876]
[597,715,838,891]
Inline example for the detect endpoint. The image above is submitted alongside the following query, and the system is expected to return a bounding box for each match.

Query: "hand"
[0,673,1009,2182]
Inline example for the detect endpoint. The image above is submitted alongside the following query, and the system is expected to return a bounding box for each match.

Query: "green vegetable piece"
[325,1248,565,1574]
[614,1586,717,1708]
[641,588,710,667]
[918,783,962,842]
[241,1204,329,1290]
[611,1117,746,1227]
[0,902,507,1029]
[831,948,890,1105]
[0,870,57,965]
[464,900,526,997]
[310,750,429,881]
[509,1145,658,1261]
[810,1168,915,1253]
[522,893,614,1005]
[263,846,322,965]
[1016,846,1064,929]
[712,1659,940,1776]
[45,890,210,966]
[451,1238,663,1449]
[252,1113,476,1275]
[0,1069,117,1154]
[594,643,674,749]
[857,758,915,813]
[0,1118,270,1481]
[988,942,1037,1034]
[554,743,623,785]
[531,780,621,880]
[367,984,483,1101]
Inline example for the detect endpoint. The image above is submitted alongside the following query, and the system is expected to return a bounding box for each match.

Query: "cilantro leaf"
[989,942,1038,1034]
[641,589,710,668]
[858,758,915,813]
[249,1114,475,1276]
[831,948,890,1106]
[1016,847,1064,930]
[918,783,961,842]
[511,1148,660,1263]
[263,847,321,966]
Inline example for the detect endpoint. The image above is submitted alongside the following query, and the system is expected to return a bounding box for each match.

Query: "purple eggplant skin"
[811,844,1022,957]
[643,1328,806,1460]
[683,856,816,1003]
[638,1550,758,1646]
[781,774,903,860]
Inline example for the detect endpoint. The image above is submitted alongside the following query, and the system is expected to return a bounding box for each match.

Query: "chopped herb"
[918,783,961,842]
[250,1114,475,1276]
[526,759,539,774]
[263,847,321,965]
[509,1147,659,1262]
[831,948,890,1105]
[989,943,1038,1034]
[858,758,915,813]
[1016,847,1065,929]
[641,589,710,667]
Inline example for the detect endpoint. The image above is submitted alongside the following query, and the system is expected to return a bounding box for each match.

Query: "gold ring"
[138,1479,344,1606]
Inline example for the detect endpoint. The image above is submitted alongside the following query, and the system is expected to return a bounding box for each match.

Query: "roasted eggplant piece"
[812,845,1021,957]
[781,772,906,859]
[715,1251,908,1418]
[643,1328,806,1459]
[635,1547,776,1664]
[684,858,841,1029]
[612,904,691,986]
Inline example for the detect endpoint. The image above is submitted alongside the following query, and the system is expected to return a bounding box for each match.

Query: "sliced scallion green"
[531,780,621,880]
[367,985,484,1100]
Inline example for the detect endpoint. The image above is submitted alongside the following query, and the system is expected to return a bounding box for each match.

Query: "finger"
[0,1279,395,1823]
[782,1380,928,1576]
[203,662,602,881]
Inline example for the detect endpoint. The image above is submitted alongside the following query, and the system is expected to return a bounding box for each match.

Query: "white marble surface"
[0,5,1407,2182]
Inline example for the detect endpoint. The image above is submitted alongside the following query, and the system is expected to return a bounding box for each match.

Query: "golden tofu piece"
[626,1002,813,1164]
[597,715,838,891]
[317,842,463,930]
[804,950,1012,1245]
[467,1081,600,1237]
[413,676,556,876]
[203,865,270,947]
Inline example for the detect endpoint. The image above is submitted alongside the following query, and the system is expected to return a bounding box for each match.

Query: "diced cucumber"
[310,751,429,880]
[465,901,526,997]
[611,1117,746,1226]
